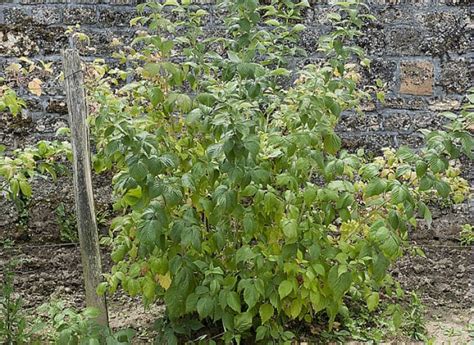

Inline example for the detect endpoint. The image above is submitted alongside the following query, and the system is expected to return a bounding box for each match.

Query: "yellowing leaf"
[157,272,171,290]
[28,78,43,96]
[6,63,21,74]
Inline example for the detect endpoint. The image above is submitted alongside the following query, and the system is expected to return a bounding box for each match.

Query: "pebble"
[413,264,424,274]
[439,283,450,292]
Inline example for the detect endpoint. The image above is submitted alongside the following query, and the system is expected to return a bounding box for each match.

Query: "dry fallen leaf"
[28,78,43,96]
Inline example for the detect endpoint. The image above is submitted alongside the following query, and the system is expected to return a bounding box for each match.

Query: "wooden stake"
[62,49,108,326]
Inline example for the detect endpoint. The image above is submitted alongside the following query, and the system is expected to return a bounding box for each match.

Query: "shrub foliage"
[1,0,472,343]
[89,0,474,343]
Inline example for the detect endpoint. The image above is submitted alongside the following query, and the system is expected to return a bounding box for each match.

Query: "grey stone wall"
[0,0,472,240]
[1,0,472,148]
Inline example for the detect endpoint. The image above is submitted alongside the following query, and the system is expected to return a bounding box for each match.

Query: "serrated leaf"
[292,24,306,32]
[129,161,147,182]
[434,180,450,198]
[19,180,32,197]
[282,219,298,242]
[227,291,241,312]
[157,272,171,290]
[196,296,214,318]
[278,280,293,299]
[365,178,387,197]
[289,299,302,318]
[259,304,273,324]
[144,63,161,76]
[367,292,379,312]
[415,161,427,178]
[244,285,259,309]
[143,277,156,300]
[234,312,253,332]
[418,176,433,191]
[327,266,352,299]
[323,132,341,155]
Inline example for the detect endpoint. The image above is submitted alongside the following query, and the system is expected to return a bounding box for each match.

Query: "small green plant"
[55,202,78,243]
[38,300,135,344]
[460,224,473,246]
[0,85,26,117]
[0,260,26,344]
[402,292,427,341]
[0,239,15,249]
[0,140,71,235]
[443,326,462,337]
[0,260,43,344]
[467,322,474,339]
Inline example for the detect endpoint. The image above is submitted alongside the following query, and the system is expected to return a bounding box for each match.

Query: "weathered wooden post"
[62,49,108,326]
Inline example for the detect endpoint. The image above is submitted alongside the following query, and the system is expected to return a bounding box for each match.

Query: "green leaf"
[365,178,387,197]
[227,291,241,313]
[323,132,341,155]
[175,94,192,113]
[310,290,326,312]
[243,285,259,309]
[292,24,306,33]
[149,87,164,106]
[367,292,379,312]
[234,312,253,332]
[186,108,202,125]
[143,278,156,300]
[265,19,280,26]
[434,180,450,198]
[256,325,268,341]
[259,304,274,324]
[418,176,433,191]
[327,266,352,299]
[237,63,256,79]
[129,161,148,182]
[144,63,161,76]
[418,201,432,227]
[415,161,427,178]
[282,219,298,243]
[289,299,302,318]
[196,93,217,107]
[138,219,160,251]
[228,51,240,63]
[271,68,290,76]
[391,185,409,204]
[196,296,214,318]
[278,280,293,299]
[19,180,32,197]
[96,282,108,296]
[312,263,325,276]
[185,293,199,313]
[372,253,390,282]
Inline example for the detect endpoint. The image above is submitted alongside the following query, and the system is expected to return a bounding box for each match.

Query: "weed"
[460,224,473,246]
[55,202,78,243]
[38,299,135,344]
[402,292,428,341]
[443,327,462,337]
[0,239,15,249]
[0,259,43,344]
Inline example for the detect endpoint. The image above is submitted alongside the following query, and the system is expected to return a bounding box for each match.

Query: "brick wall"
[0,0,472,238]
